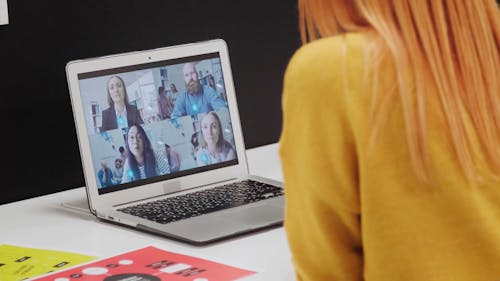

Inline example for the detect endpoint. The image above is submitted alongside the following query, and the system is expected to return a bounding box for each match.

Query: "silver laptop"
[65,39,284,245]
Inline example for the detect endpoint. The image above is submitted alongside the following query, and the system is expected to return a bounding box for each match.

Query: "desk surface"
[0,143,295,281]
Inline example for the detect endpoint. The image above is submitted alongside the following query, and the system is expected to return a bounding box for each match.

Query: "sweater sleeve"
[279,36,363,281]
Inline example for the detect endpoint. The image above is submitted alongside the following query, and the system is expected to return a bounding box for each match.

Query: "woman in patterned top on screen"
[279,0,500,280]
[121,124,170,183]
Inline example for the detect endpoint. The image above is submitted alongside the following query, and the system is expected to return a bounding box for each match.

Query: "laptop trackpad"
[216,204,284,226]
[164,204,283,243]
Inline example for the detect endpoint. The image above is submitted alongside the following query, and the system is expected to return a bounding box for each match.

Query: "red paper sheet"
[32,246,255,281]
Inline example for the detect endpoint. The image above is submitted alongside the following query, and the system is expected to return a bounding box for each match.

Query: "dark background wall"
[0,0,300,204]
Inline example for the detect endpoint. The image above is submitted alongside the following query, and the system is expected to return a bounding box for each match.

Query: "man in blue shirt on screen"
[170,62,227,119]
[97,161,113,188]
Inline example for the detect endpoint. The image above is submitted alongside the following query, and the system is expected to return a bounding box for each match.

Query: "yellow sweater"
[279,33,500,281]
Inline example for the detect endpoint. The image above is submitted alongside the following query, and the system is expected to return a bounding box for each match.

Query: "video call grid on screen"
[77,53,239,195]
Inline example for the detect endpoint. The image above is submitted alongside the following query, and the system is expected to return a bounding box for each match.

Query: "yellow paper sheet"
[0,244,96,281]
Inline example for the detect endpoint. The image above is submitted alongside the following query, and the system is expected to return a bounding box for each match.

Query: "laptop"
[65,39,284,245]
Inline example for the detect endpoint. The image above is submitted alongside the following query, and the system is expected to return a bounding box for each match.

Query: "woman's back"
[279,31,500,280]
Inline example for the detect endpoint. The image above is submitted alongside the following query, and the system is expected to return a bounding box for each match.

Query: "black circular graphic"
[104,273,161,281]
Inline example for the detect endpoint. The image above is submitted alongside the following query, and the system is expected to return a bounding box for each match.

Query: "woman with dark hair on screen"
[279,0,500,280]
[121,124,169,183]
[196,111,236,166]
[101,75,144,131]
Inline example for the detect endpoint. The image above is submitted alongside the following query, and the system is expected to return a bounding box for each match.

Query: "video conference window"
[77,54,238,194]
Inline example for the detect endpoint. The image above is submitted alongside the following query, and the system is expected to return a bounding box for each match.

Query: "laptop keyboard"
[117,180,284,224]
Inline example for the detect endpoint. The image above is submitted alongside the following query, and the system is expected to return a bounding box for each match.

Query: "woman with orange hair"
[279,0,500,280]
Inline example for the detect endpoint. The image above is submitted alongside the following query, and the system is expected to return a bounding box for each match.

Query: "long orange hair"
[299,0,500,183]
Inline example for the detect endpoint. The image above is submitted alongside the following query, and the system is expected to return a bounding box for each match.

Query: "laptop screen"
[77,53,239,195]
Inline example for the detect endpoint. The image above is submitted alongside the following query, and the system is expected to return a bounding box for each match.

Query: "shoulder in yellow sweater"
[280,33,500,281]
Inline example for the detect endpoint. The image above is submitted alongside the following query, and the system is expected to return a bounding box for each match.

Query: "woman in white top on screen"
[196,111,236,166]
[121,124,169,183]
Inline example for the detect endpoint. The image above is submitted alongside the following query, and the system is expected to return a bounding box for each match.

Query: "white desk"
[0,143,295,281]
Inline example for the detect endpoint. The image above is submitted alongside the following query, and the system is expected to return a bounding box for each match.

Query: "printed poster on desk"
[0,244,96,281]
[31,246,256,281]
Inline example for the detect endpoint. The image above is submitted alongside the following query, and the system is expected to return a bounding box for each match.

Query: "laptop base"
[61,198,90,214]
